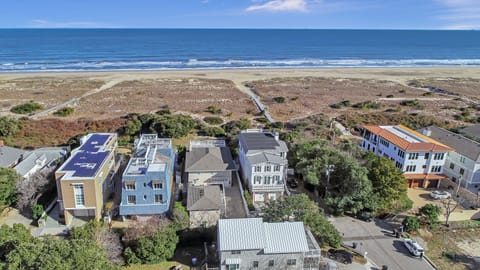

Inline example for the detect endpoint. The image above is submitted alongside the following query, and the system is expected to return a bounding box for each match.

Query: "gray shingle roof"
[248,152,288,165]
[14,147,68,176]
[460,125,480,141]
[218,218,311,254]
[0,146,28,168]
[420,126,480,162]
[187,185,223,211]
[185,147,235,172]
[239,132,279,151]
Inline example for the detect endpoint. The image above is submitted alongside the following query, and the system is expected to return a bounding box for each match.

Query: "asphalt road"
[331,216,434,270]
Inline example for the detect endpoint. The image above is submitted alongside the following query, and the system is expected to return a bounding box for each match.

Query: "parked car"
[403,238,424,257]
[327,249,353,264]
[356,211,373,222]
[430,190,451,200]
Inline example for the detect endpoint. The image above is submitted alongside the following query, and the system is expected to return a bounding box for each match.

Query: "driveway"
[223,172,247,218]
[331,216,434,270]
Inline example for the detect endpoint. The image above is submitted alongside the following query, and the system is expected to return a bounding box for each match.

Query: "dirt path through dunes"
[231,79,275,123]
[29,79,123,119]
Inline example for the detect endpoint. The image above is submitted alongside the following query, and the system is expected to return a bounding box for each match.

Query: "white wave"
[2,58,480,72]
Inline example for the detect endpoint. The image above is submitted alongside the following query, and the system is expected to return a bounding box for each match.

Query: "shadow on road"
[392,240,414,257]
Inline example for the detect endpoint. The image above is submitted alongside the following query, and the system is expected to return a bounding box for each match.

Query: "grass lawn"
[123,261,187,270]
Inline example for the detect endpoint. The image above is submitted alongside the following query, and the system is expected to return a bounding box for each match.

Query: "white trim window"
[265,165,271,172]
[254,166,262,172]
[264,176,271,185]
[253,176,262,185]
[431,166,442,173]
[273,165,281,172]
[127,195,136,205]
[154,194,163,204]
[125,183,136,190]
[153,181,163,190]
[273,175,280,183]
[72,184,85,207]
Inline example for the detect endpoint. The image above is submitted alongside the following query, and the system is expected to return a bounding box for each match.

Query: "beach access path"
[232,79,274,123]
[29,79,123,119]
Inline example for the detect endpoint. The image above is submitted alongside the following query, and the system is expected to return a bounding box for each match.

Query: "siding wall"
[219,249,304,270]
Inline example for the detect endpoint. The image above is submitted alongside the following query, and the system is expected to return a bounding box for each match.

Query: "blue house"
[119,134,175,219]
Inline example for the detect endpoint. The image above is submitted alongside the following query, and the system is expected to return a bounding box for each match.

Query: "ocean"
[1,29,480,72]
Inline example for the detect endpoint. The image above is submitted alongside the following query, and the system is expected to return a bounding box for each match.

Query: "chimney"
[422,128,432,137]
[0,140,4,146]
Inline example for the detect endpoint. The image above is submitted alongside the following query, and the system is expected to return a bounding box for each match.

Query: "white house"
[419,126,480,193]
[238,130,288,203]
[361,125,453,188]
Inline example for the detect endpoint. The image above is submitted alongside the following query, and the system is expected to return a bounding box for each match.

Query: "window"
[460,156,466,163]
[395,161,402,168]
[254,166,262,172]
[143,195,147,200]
[406,165,416,172]
[273,175,280,183]
[431,166,442,173]
[265,166,271,172]
[433,153,445,160]
[254,176,262,185]
[252,261,259,268]
[460,168,465,175]
[274,165,281,172]
[231,250,241,254]
[380,139,390,147]
[398,150,405,158]
[287,259,296,266]
[125,183,136,190]
[227,264,239,270]
[127,195,136,205]
[153,182,163,190]
[154,194,163,204]
[264,176,271,185]
[424,153,430,159]
[450,163,455,170]
[268,260,274,267]
[280,152,285,158]
[143,183,147,187]
[408,153,419,160]
[73,184,85,207]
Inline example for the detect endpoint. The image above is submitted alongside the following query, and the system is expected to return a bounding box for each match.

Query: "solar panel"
[62,151,110,177]
[79,134,111,152]
[242,133,279,150]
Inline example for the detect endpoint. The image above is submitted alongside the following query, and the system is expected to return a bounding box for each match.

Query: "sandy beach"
[1,67,479,122]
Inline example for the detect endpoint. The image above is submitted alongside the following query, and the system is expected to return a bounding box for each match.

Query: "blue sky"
[1,0,479,29]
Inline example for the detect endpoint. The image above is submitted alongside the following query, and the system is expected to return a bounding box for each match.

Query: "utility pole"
[455,176,463,198]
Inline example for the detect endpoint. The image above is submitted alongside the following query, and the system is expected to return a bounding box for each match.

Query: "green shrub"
[10,101,44,114]
[273,96,286,103]
[203,116,223,125]
[419,203,441,224]
[352,101,381,110]
[31,204,44,220]
[402,216,420,232]
[53,107,74,117]
[400,100,424,110]
[206,105,222,114]
[330,100,351,109]
[243,192,255,211]
[0,117,21,137]
[202,126,225,137]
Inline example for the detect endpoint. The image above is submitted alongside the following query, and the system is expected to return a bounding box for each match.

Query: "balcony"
[252,184,285,192]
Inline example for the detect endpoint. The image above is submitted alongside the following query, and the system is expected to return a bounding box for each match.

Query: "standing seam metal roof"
[218,218,311,254]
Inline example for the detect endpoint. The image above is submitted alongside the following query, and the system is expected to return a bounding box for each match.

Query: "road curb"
[423,255,438,270]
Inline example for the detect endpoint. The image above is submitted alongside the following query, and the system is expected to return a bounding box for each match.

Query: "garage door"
[409,179,424,188]
[426,179,439,188]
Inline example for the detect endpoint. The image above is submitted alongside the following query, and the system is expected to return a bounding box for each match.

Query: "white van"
[404,238,424,257]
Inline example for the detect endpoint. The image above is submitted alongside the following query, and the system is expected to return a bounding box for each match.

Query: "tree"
[16,169,52,216]
[293,140,376,214]
[402,216,420,232]
[442,197,460,227]
[70,220,124,265]
[366,155,408,211]
[124,224,179,264]
[263,194,342,247]
[171,202,189,231]
[419,203,441,224]
[0,168,20,208]
[0,117,20,137]
[0,224,33,260]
